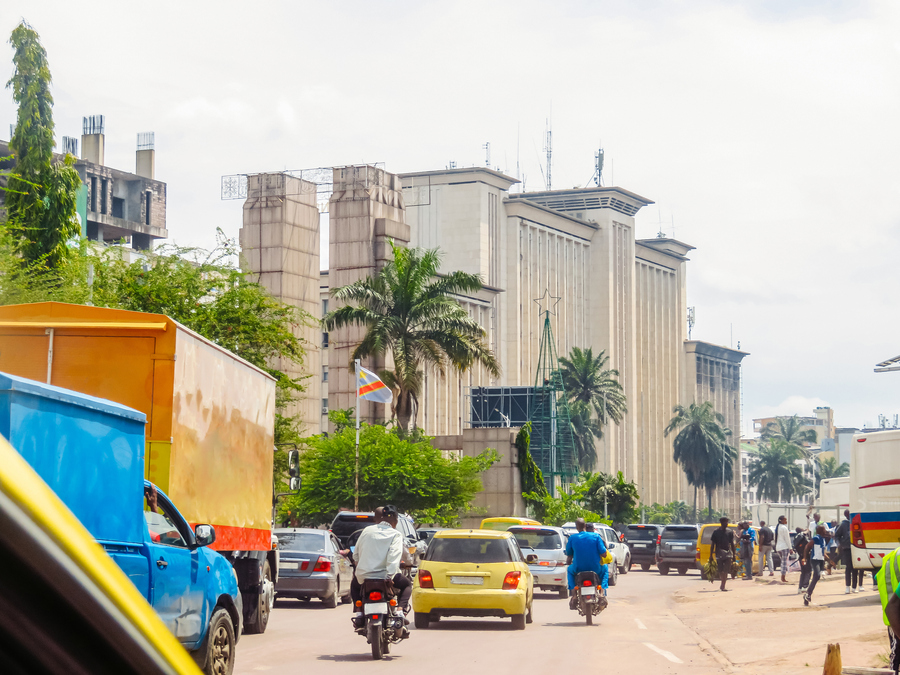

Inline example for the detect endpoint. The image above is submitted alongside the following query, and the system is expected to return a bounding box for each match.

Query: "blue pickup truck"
[0,372,242,675]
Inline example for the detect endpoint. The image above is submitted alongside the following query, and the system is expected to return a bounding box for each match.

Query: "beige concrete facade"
[239,173,321,432]
[684,341,748,517]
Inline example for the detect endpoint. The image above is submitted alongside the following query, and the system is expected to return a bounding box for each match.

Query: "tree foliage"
[515,422,548,504]
[646,500,692,525]
[559,346,627,426]
[746,439,808,503]
[285,423,499,527]
[569,400,600,472]
[5,22,81,268]
[579,471,641,524]
[323,242,500,430]
[816,455,849,496]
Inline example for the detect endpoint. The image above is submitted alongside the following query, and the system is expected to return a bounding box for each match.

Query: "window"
[322,398,328,414]
[90,177,97,211]
[322,299,329,316]
[322,366,328,383]
[144,496,188,548]
[145,192,151,225]
[322,332,329,348]
[112,197,124,219]
[427,537,512,563]
[100,179,108,214]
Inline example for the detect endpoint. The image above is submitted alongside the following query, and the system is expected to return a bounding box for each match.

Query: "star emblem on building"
[533,288,561,316]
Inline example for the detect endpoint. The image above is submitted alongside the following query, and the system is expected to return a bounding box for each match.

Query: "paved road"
[234,567,727,674]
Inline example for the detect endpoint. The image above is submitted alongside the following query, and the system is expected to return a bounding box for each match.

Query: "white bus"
[850,429,900,571]
[819,476,850,509]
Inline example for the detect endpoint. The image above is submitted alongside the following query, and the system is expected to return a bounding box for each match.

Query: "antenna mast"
[543,119,552,190]
[687,307,695,340]
[483,142,491,168]
[594,146,604,186]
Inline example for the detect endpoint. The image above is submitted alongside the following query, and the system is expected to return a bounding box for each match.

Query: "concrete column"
[82,133,104,165]
[328,166,408,427]
[240,173,321,433]
[136,149,155,179]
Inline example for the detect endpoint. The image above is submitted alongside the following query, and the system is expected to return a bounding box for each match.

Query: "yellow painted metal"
[0,433,202,673]
[0,321,167,330]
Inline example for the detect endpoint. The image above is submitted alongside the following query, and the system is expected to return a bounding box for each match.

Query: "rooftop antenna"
[687,307,695,339]
[543,116,552,190]
[483,142,491,168]
[595,146,604,186]
[516,124,521,190]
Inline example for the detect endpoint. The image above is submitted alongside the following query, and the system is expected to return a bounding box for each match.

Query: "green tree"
[5,22,82,268]
[286,423,498,526]
[569,400,600,471]
[323,242,500,431]
[815,455,849,496]
[516,422,549,513]
[580,471,640,524]
[746,439,807,502]
[761,415,818,491]
[664,401,731,519]
[559,346,626,427]
[698,441,736,521]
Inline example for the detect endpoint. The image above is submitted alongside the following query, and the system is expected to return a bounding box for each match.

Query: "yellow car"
[479,516,542,531]
[697,522,738,567]
[0,433,202,674]
[412,529,535,630]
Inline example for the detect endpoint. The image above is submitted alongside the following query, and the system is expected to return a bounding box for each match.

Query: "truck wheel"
[203,608,235,675]
[678,567,688,575]
[244,560,272,634]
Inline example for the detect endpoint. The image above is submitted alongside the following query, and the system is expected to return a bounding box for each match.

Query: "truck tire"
[244,560,272,634]
[640,562,651,571]
[678,567,688,575]
[203,608,235,675]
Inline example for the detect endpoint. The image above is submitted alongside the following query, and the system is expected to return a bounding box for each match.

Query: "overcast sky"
[2,1,899,435]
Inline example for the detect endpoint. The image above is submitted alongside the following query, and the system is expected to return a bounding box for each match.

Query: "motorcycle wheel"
[369,623,384,660]
[585,605,593,626]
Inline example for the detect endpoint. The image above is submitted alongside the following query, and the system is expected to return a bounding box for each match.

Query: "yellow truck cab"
[479,517,541,531]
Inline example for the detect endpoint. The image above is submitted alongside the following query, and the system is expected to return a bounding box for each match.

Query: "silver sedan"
[274,528,353,608]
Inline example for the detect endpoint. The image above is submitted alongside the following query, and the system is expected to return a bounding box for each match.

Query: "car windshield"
[276,532,326,552]
[662,527,697,541]
[627,527,658,540]
[510,529,562,550]
[331,515,374,538]
[427,537,512,563]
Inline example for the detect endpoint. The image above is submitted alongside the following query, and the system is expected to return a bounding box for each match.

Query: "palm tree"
[698,439,737,521]
[559,347,627,427]
[664,401,731,519]
[569,401,600,471]
[747,439,806,502]
[815,455,850,495]
[323,242,500,430]
[761,415,818,497]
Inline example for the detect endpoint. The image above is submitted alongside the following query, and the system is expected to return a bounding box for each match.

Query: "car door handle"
[156,558,168,569]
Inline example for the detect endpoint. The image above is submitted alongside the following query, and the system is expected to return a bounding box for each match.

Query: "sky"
[2,1,899,435]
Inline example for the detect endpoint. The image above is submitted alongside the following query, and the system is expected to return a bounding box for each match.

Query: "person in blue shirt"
[564,518,608,609]
[803,524,827,606]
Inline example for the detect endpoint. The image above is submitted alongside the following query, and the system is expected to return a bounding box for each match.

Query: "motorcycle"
[356,578,408,660]
[572,571,607,625]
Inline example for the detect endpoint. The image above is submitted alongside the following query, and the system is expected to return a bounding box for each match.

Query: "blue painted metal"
[0,372,146,544]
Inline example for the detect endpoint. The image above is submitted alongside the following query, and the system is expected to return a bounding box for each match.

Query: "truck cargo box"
[0,371,146,544]
[0,302,277,553]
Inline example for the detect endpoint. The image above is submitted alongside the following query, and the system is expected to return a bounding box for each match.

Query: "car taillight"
[851,514,866,548]
[657,534,662,546]
[418,570,434,589]
[695,550,701,561]
[368,590,383,602]
[582,579,593,587]
[313,556,331,572]
[503,571,521,590]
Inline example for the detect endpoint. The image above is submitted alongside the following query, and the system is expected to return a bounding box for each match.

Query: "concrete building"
[0,116,167,251]
[752,407,835,445]
[240,163,747,514]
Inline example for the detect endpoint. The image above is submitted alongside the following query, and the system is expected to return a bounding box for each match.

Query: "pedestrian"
[739,522,754,580]
[758,520,775,577]
[834,509,863,594]
[803,524,827,606]
[825,519,839,575]
[876,546,900,674]
[795,527,811,594]
[806,506,821,536]
[710,516,736,592]
[773,515,792,583]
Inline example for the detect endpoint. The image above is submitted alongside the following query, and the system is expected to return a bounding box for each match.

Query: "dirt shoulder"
[668,568,887,673]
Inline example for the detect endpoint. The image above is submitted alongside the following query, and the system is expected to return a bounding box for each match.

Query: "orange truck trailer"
[0,301,279,634]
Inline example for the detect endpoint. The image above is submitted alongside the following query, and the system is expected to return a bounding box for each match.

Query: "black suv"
[624,524,664,571]
[330,511,375,549]
[656,524,700,575]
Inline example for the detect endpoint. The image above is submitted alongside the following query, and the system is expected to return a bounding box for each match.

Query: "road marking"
[643,642,683,664]
[635,618,647,630]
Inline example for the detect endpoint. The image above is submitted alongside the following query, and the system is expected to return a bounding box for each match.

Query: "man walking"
[834,509,863,594]
[803,524,827,606]
[773,515,792,583]
[710,517,736,592]
[877,546,900,674]
[795,527,811,594]
[758,520,775,577]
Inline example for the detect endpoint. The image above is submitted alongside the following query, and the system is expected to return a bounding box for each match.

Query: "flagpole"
[354,358,361,511]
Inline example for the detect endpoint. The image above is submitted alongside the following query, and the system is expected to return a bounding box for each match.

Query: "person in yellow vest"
[878,546,900,673]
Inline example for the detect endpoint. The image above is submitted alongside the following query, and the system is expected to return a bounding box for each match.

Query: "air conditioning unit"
[321,406,328,415]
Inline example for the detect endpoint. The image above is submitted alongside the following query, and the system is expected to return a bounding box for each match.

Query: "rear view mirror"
[290,476,301,491]
[194,524,216,547]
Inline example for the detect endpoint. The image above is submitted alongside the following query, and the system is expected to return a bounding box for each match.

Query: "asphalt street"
[233,567,727,674]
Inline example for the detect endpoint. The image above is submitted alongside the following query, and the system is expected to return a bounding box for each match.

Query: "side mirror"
[195,524,216,547]
[288,450,300,477]
[525,554,539,564]
[290,476,301,491]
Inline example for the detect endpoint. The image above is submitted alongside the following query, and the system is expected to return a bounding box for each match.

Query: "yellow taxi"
[0,433,202,674]
[697,522,738,566]
[412,529,535,630]
[479,516,541,531]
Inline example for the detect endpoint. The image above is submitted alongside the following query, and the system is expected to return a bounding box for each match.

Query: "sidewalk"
[669,570,887,674]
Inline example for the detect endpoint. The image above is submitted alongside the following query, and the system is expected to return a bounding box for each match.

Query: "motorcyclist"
[347,505,412,634]
[565,518,609,610]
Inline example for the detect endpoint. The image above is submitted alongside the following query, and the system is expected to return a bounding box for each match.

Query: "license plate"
[634,543,647,547]
[581,586,596,596]
[365,602,388,615]
[451,576,484,585]
[672,546,687,551]
[278,562,298,570]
